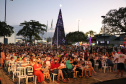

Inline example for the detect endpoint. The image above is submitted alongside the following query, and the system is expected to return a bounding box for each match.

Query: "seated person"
[33,60,47,84]
[50,59,66,83]
[75,61,83,78]
[8,57,15,66]
[97,57,102,71]
[90,56,94,68]
[59,57,69,80]
[30,58,35,66]
[15,57,20,65]
[66,57,76,78]
[45,57,51,69]
[15,57,20,62]
[43,63,50,80]
[106,56,114,72]
[85,57,96,77]
[21,56,29,67]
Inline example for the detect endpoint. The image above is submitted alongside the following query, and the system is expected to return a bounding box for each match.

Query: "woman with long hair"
[33,60,47,84]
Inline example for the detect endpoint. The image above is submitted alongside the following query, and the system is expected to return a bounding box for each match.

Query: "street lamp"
[5,0,7,22]
[78,20,80,32]
[101,16,106,55]
[5,0,13,22]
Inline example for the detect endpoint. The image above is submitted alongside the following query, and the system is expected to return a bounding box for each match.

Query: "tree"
[66,31,87,44]
[85,30,96,37]
[103,7,126,35]
[0,21,14,44]
[17,20,46,43]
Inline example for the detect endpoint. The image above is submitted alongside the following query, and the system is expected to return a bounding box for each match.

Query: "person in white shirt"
[113,51,118,72]
[45,57,51,69]
[114,50,126,77]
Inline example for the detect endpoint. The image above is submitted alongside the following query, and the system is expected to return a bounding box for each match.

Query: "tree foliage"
[85,30,96,37]
[66,31,87,43]
[17,20,46,43]
[0,21,14,43]
[103,7,126,35]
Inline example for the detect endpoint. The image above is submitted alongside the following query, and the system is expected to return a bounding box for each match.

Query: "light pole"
[5,0,7,22]
[78,20,80,32]
[101,16,106,55]
[5,0,13,22]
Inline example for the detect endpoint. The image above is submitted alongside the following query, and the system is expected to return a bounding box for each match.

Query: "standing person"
[113,51,118,72]
[114,50,126,78]
[0,50,5,68]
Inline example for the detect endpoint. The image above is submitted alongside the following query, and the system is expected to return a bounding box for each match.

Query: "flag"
[89,36,91,46]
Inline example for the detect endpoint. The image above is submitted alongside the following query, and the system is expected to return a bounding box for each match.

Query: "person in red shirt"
[33,60,47,84]
[50,59,66,83]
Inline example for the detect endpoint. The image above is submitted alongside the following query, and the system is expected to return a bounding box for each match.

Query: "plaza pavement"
[0,69,126,84]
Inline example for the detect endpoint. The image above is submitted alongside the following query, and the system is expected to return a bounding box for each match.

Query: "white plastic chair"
[12,63,20,81]
[17,67,27,84]
[52,73,57,82]
[34,76,37,84]
[102,61,111,73]
[8,62,16,75]
[94,59,99,71]
[102,62,108,73]
[26,66,34,83]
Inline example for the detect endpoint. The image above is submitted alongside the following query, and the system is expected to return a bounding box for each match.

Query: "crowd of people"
[0,44,126,84]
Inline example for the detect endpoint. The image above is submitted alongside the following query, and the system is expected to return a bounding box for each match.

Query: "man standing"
[113,51,118,72]
[114,50,126,77]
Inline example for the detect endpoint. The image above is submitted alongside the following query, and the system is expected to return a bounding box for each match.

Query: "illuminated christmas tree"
[53,9,66,45]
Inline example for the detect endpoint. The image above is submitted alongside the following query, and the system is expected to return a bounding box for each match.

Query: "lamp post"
[5,0,7,22]
[101,16,105,55]
[78,20,80,32]
[5,0,13,22]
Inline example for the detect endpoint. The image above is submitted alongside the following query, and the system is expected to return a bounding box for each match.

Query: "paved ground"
[0,69,126,84]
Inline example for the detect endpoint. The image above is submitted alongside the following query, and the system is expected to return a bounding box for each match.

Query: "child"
[43,63,50,80]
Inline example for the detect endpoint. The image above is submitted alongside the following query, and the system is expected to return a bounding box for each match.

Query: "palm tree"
[86,30,96,37]
[0,21,14,44]
[17,20,46,43]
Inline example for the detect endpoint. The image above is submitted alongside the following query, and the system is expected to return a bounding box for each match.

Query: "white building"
[0,32,16,44]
